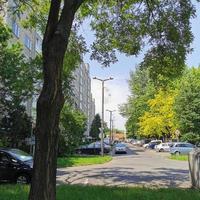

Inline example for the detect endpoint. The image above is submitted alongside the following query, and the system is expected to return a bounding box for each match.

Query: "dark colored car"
[148,141,162,149]
[0,148,33,184]
[76,142,111,155]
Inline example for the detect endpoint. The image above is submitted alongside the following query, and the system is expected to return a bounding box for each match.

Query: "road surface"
[57,145,190,188]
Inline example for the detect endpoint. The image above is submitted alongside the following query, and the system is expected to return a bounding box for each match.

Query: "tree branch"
[43,0,61,45]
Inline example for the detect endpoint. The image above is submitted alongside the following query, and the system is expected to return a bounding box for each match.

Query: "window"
[12,21,20,37]
[35,37,42,53]
[185,144,194,148]
[0,152,9,162]
[24,35,32,50]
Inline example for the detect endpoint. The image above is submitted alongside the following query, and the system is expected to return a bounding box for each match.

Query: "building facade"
[2,0,42,118]
[72,63,95,137]
[2,0,96,137]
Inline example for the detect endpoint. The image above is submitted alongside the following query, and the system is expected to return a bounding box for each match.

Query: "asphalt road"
[57,144,190,188]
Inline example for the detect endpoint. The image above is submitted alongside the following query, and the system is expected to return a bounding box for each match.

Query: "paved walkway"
[57,145,190,188]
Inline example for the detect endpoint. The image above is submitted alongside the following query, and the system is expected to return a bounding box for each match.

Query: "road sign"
[175,130,180,136]
[99,133,104,139]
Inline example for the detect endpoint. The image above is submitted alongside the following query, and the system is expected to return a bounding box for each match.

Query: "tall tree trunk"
[29,1,84,200]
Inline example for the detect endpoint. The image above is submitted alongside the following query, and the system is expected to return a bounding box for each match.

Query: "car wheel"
[175,151,180,156]
[159,149,164,152]
[16,174,30,184]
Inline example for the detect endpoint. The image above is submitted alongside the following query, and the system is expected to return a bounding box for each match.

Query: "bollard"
[188,148,200,188]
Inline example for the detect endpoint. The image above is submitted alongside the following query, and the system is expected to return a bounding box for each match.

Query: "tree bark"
[29,1,84,200]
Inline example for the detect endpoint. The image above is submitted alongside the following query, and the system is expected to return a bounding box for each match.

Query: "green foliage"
[86,0,195,68]
[0,17,40,112]
[138,89,178,139]
[58,104,87,156]
[89,114,101,140]
[0,105,32,150]
[120,68,155,137]
[174,67,200,141]
[0,17,37,150]
[180,132,200,145]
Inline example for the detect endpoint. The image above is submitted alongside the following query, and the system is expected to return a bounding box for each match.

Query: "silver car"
[170,142,195,155]
[115,143,127,154]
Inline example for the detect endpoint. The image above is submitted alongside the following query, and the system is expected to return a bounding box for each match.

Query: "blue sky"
[81,4,200,131]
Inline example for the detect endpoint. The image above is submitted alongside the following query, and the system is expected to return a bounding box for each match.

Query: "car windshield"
[9,149,33,162]
[116,143,126,147]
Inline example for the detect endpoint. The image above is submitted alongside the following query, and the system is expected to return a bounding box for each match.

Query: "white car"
[155,143,172,152]
[115,143,127,154]
[143,143,149,148]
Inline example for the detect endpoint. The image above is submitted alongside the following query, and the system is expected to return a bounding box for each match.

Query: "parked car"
[141,139,151,147]
[76,142,111,155]
[114,143,127,154]
[170,142,195,155]
[155,143,173,152]
[147,140,162,149]
[0,148,33,184]
[143,143,150,148]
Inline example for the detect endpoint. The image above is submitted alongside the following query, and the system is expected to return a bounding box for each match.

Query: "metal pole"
[109,111,112,145]
[106,110,115,145]
[112,119,114,141]
[101,81,104,156]
[93,77,113,156]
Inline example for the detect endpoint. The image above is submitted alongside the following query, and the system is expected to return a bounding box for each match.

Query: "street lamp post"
[106,109,116,145]
[93,77,113,156]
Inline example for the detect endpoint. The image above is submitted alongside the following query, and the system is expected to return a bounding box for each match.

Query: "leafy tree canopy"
[0,17,39,111]
[0,105,32,150]
[89,114,101,140]
[138,89,178,139]
[59,104,87,155]
[174,67,200,137]
[120,68,155,137]
[82,0,196,69]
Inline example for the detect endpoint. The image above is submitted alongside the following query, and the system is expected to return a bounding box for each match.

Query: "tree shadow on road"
[57,167,190,188]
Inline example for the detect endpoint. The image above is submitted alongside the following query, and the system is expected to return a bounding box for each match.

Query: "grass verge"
[169,154,188,161]
[1,184,200,200]
[57,155,112,168]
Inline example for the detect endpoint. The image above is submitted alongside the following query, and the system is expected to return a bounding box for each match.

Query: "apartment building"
[2,0,42,117]
[72,63,95,137]
[2,0,96,137]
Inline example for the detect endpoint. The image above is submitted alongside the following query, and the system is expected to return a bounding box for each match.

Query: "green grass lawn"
[169,154,188,161]
[57,155,112,168]
[1,184,200,200]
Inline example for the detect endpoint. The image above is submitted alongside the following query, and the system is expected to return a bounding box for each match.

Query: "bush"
[58,104,87,156]
[181,132,200,145]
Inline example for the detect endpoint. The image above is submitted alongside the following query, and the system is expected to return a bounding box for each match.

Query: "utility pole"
[106,109,116,145]
[112,118,115,142]
[93,77,113,156]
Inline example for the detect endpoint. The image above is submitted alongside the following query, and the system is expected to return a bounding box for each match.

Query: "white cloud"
[91,78,129,131]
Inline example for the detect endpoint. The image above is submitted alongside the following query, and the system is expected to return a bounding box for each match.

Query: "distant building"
[72,63,95,137]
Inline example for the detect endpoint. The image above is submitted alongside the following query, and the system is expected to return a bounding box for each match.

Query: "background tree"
[0,105,32,150]
[0,17,37,149]
[0,17,37,110]
[89,114,101,140]
[58,104,86,156]
[138,89,178,140]
[174,67,200,144]
[120,68,155,137]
